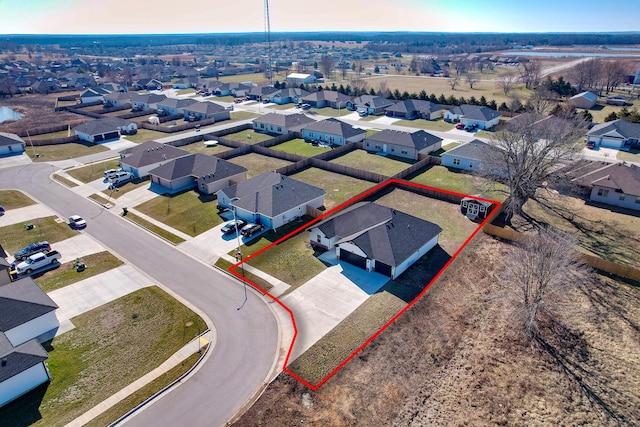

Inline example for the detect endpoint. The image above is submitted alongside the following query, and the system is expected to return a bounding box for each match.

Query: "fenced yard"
[330,149,414,177]
[271,138,331,157]
[409,165,508,201]
[290,167,374,210]
[227,152,293,178]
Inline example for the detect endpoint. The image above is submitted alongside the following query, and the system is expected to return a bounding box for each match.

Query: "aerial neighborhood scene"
[2,0,640,425]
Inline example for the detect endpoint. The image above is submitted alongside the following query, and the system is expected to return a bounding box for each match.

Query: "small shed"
[460,195,494,222]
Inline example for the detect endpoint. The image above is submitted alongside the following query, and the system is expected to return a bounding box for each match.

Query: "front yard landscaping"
[290,167,374,210]
[122,129,168,143]
[395,118,456,132]
[227,152,293,178]
[0,189,35,210]
[31,142,109,162]
[66,159,121,183]
[0,216,77,254]
[108,178,150,199]
[330,149,413,176]
[34,251,124,292]
[0,286,206,427]
[52,174,79,187]
[271,138,331,157]
[617,148,640,162]
[134,191,222,237]
[306,107,350,118]
[409,165,508,202]
[123,212,186,245]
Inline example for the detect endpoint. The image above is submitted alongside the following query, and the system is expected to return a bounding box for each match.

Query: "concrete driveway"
[282,250,388,361]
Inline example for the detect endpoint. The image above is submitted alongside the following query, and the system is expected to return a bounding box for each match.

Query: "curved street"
[0,162,279,427]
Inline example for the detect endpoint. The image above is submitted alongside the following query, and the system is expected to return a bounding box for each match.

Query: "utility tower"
[264,0,273,84]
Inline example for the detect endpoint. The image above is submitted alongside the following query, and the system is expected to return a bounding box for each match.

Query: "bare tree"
[567,58,599,92]
[519,60,542,89]
[602,60,628,94]
[376,80,390,98]
[481,113,586,220]
[508,93,522,113]
[449,75,460,90]
[499,72,517,96]
[527,86,556,114]
[501,227,588,341]
[466,72,478,89]
[320,55,333,79]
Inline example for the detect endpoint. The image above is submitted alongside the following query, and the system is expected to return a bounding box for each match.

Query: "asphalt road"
[0,163,279,427]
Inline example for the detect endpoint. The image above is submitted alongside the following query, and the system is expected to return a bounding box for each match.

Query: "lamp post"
[232,206,244,277]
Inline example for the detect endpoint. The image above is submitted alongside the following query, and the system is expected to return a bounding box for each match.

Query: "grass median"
[122,212,186,245]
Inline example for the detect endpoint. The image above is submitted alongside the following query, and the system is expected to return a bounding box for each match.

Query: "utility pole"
[264,0,272,84]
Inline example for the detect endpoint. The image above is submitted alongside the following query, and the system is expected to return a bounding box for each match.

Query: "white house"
[119,141,190,178]
[181,101,229,122]
[444,104,501,130]
[301,118,365,146]
[569,161,640,211]
[73,118,137,143]
[286,73,316,85]
[78,87,110,104]
[441,139,497,171]
[269,88,309,105]
[586,119,640,150]
[0,335,51,408]
[156,98,198,117]
[103,92,132,108]
[252,113,316,135]
[130,93,167,111]
[0,132,26,156]
[364,129,442,160]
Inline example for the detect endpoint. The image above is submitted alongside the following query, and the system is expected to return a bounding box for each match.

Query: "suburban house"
[460,195,495,221]
[130,93,167,111]
[156,98,199,117]
[268,88,309,105]
[0,273,59,408]
[246,85,278,101]
[586,119,640,150]
[301,118,366,146]
[213,82,253,97]
[103,92,132,108]
[73,117,138,143]
[385,99,445,120]
[172,77,200,89]
[149,154,247,195]
[252,112,316,135]
[78,87,110,104]
[345,95,395,116]
[308,202,442,279]
[181,101,229,122]
[441,139,497,171]
[300,90,353,109]
[564,160,640,211]
[286,73,316,85]
[0,132,26,156]
[568,91,598,109]
[444,104,501,130]
[216,171,326,230]
[133,78,163,91]
[119,141,189,178]
[364,129,442,160]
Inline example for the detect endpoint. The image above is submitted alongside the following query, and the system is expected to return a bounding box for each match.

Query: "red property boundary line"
[229,179,501,390]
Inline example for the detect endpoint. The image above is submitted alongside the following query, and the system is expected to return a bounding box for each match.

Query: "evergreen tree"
[409,92,419,99]
[338,84,345,94]
[488,100,498,110]
[402,91,411,100]
[479,95,488,106]
[468,96,478,105]
[418,89,428,100]
[447,95,458,105]
[581,110,593,122]
[369,87,377,96]
[438,94,447,104]
[499,102,509,111]
[274,81,281,89]
[430,93,438,103]
[374,65,380,73]
[393,89,402,100]
[604,111,618,122]
[330,83,338,92]
[458,97,467,105]
[345,84,351,95]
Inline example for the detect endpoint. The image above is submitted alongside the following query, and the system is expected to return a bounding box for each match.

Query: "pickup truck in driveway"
[16,251,61,274]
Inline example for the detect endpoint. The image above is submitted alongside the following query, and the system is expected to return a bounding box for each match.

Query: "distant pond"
[0,106,24,123]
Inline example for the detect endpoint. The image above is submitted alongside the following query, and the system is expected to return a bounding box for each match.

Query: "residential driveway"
[0,203,56,227]
[281,250,388,361]
[0,152,32,170]
[54,233,107,264]
[49,264,152,334]
[179,217,252,265]
[369,115,400,125]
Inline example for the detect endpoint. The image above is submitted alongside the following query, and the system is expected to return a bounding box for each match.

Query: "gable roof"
[385,99,443,115]
[443,139,498,161]
[103,92,131,102]
[349,95,394,109]
[571,91,598,102]
[367,129,442,151]
[569,161,640,196]
[220,171,326,218]
[157,97,198,110]
[129,92,167,105]
[120,141,189,168]
[301,118,364,139]
[0,277,58,332]
[149,153,246,181]
[80,87,110,97]
[449,104,501,122]
[73,117,135,136]
[0,333,49,383]
[301,90,352,104]
[0,132,25,147]
[182,101,226,115]
[253,112,316,129]
[273,88,309,98]
[587,119,640,139]
[313,202,393,240]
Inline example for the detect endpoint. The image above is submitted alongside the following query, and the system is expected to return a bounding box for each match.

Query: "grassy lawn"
[271,138,331,157]
[228,153,293,178]
[176,88,196,95]
[222,129,274,145]
[31,142,109,162]
[179,141,232,156]
[358,115,379,122]
[0,216,77,254]
[52,174,79,188]
[267,103,295,110]
[410,165,508,201]
[617,148,640,162]
[290,167,374,210]
[122,129,168,143]
[134,191,222,237]
[0,189,35,210]
[430,141,462,157]
[214,258,273,293]
[66,159,120,183]
[396,118,456,132]
[27,130,73,141]
[206,95,235,102]
[123,212,186,245]
[306,107,351,118]
[108,178,149,199]
[365,129,380,137]
[88,193,112,206]
[331,149,413,176]
[34,251,124,292]
[229,111,259,121]
[237,219,326,291]
[0,287,206,427]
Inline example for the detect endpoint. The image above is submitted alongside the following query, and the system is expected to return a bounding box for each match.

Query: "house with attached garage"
[441,139,497,171]
[148,153,247,195]
[444,104,501,130]
[564,160,640,211]
[172,77,200,89]
[385,99,444,120]
[0,132,25,156]
[156,98,199,117]
[301,118,365,146]
[181,101,229,122]
[345,95,395,116]
[269,88,309,105]
[364,129,442,160]
[308,202,442,279]
[103,91,132,108]
[73,117,138,143]
[253,112,316,135]
[130,93,167,112]
[586,119,640,150]
[133,78,163,91]
[246,85,278,101]
[119,141,189,178]
[300,90,353,109]
[216,171,325,230]
[78,87,111,104]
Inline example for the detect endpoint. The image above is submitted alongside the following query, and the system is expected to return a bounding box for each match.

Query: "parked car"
[104,168,123,179]
[241,223,264,238]
[464,124,478,132]
[455,123,465,129]
[68,215,87,229]
[301,103,311,110]
[13,241,51,262]
[221,219,247,234]
[16,250,61,275]
[108,171,134,185]
[225,105,234,111]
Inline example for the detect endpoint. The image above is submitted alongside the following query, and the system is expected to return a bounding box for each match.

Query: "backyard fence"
[17,123,71,137]
[392,156,437,180]
[66,107,103,119]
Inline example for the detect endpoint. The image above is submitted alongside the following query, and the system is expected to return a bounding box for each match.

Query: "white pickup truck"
[16,251,61,274]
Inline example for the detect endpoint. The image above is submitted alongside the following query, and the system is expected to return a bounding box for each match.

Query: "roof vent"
[1,358,6,366]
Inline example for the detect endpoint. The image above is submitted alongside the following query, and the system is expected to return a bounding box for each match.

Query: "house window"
[277,127,282,132]
[619,195,626,201]
[401,149,408,154]
[461,201,468,208]
[453,158,460,165]
[597,188,609,197]
[636,197,640,204]
[316,234,321,243]
[469,162,473,168]
[260,123,265,129]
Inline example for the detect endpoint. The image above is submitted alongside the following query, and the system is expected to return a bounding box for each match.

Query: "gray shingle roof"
[149,153,246,181]
[182,101,225,115]
[0,333,49,382]
[129,93,167,104]
[367,129,442,151]
[73,117,135,136]
[301,118,364,139]
[0,277,58,332]
[349,95,394,109]
[314,202,392,239]
[120,141,189,168]
[253,112,316,129]
[385,99,443,115]
[157,98,198,110]
[449,104,501,122]
[588,119,640,139]
[570,161,640,196]
[443,139,498,160]
[301,90,353,104]
[0,132,25,147]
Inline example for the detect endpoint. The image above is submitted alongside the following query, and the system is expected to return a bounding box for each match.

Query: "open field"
[289,167,374,210]
[330,149,414,176]
[0,216,77,254]
[271,138,331,157]
[67,159,120,183]
[0,287,206,427]
[34,251,124,292]
[31,141,110,162]
[0,92,88,134]
[236,234,640,426]
[222,129,274,145]
[134,191,222,237]
[0,189,35,210]
[409,165,508,201]
[123,211,185,245]
[228,153,293,178]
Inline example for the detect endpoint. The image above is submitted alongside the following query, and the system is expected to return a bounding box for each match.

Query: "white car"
[69,215,87,229]
[109,171,134,185]
[104,168,123,179]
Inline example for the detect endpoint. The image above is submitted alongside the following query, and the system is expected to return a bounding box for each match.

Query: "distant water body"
[505,51,640,58]
[0,106,24,123]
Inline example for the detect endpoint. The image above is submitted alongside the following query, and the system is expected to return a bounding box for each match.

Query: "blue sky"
[0,0,638,34]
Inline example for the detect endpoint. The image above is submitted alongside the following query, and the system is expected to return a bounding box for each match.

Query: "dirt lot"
[0,92,90,134]
[235,234,640,426]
